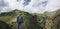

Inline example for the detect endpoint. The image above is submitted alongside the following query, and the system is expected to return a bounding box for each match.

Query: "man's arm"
[17,16,19,23]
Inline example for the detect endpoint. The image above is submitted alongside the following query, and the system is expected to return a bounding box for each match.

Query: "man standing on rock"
[17,13,23,29]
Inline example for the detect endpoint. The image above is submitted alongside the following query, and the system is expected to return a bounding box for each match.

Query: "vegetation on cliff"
[0,9,60,29]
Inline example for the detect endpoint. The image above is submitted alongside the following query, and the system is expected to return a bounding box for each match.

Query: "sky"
[0,0,60,13]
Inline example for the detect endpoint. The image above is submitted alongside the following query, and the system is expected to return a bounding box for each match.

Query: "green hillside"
[0,9,60,29]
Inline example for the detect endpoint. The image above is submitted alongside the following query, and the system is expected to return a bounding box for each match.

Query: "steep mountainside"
[0,9,60,29]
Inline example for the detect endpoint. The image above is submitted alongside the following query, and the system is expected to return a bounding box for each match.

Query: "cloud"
[23,0,31,6]
[24,0,48,13]
[24,0,60,13]
[0,0,7,7]
[0,0,60,13]
[45,0,60,12]
[0,0,9,13]
[6,0,24,10]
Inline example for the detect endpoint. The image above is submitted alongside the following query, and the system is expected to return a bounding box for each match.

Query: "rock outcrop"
[45,9,60,29]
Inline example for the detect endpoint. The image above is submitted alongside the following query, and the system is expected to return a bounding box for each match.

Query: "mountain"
[0,9,60,29]
[45,9,60,29]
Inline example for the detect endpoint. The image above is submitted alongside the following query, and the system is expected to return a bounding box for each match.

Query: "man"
[17,13,23,29]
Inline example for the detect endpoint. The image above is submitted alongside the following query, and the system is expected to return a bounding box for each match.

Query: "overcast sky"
[0,0,60,13]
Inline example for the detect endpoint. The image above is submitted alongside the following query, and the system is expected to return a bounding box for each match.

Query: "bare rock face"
[45,9,60,29]
[52,14,60,29]
[10,22,18,29]
[45,19,54,29]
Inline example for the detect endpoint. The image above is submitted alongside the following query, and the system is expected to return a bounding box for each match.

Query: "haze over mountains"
[0,0,60,13]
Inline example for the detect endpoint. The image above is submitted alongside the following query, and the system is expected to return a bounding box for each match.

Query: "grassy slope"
[0,9,21,23]
[0,9,59,29]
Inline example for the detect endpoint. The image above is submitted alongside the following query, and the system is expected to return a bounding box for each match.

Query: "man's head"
[18,13,22,16]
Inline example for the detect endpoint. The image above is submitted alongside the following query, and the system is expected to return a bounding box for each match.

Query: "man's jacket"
[17,16,23,23]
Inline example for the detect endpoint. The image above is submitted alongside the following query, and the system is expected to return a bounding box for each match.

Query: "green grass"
[0,16,15,23]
